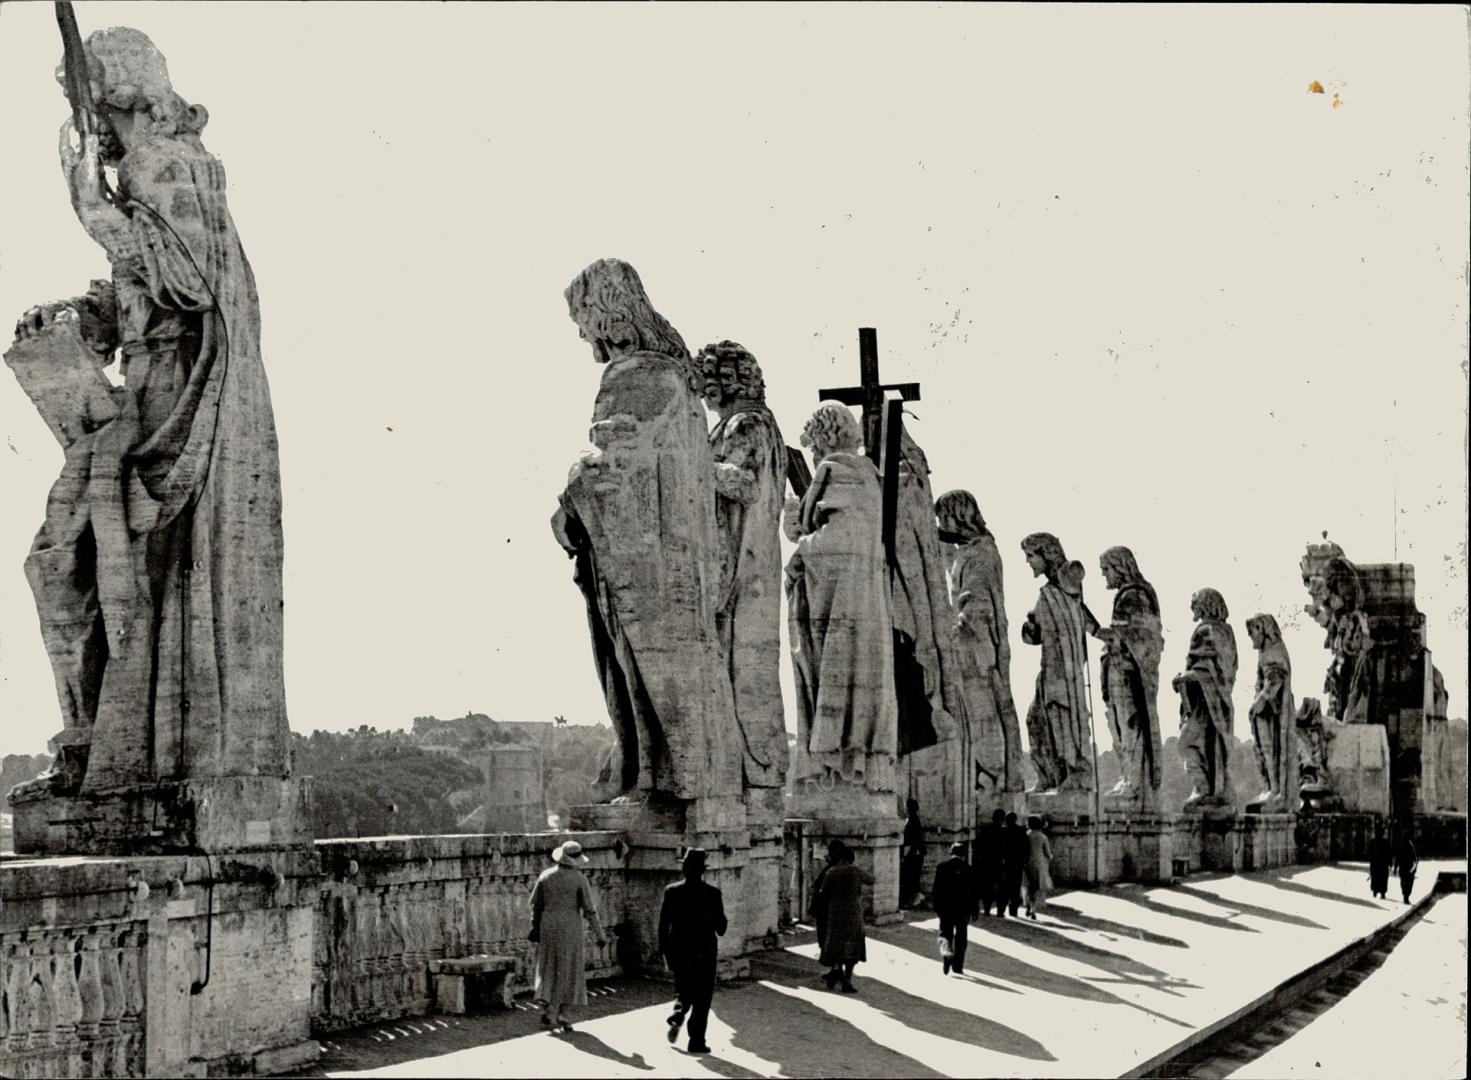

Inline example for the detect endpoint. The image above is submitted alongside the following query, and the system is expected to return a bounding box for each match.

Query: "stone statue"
[699,340,788,796]
[1245,614,1297,812]
[934,490,1022,795]
[783,402,897,794]
[884,431,964,750]
[551,259,740,803]
[1092,546,1164,805]
[1173,588,1238,809]
[1019,533,1096,793]
[6,29,291,829]
[1295,698,1334,805]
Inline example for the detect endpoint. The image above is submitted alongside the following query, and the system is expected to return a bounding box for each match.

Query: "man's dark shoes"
[688,1043,712,1054]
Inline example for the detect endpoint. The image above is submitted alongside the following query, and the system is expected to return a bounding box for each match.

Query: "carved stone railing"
[1,922,146,1078]
[311,832,626,1035]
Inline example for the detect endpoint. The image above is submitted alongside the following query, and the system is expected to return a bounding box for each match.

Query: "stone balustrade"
[311,832,625,1035]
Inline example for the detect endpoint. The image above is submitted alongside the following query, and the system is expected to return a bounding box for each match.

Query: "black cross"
[817,328,921,568]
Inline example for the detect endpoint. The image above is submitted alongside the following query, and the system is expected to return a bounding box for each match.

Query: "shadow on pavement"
[750,946,1058,1066]
[1171,881,1328,930]
[880,921,1191,1029]
[978,911,1199,998]
[559,1029,657,1072]
[1039,900,1191,948]
[1256,868,1386,911]
[1102,883,1264,935]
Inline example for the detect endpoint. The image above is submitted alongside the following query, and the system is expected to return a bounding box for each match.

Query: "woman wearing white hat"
[529,840,608,1031]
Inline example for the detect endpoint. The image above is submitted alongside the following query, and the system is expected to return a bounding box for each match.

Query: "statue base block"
[1174,807,1242,874]
[10,776,312,857]
[1239,811,1296,870]
[781,816,901,922]
[1097,810,1177,883]
[568,797,756,978]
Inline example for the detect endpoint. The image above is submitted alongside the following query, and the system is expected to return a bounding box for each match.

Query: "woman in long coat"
[1023,816,1053,920]
[1367,820,1392,899]
[529,840,607,1031]
[810,842,870,992]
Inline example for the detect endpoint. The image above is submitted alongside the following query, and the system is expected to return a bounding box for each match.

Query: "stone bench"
[428,955,518,1014]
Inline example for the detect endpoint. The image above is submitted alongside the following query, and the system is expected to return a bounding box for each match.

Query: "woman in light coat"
[529,840,607,1031]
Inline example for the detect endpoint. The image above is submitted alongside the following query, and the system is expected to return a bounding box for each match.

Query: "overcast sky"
[1,3,1466,762]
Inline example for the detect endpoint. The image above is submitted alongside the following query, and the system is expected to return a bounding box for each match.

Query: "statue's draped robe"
[23,134,288,792]
[786,451,897,791]
[709,405,788,789]
[1021,579,1093,791]
[1249,638,1296,808]
[882,432,963,751]
[1179,618,1238,801]
[945,533,1023,793]
[1100,582,1164,796]
[558,351,740,801]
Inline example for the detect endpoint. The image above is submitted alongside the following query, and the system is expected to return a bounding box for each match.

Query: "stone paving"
[300,861,1465,1079]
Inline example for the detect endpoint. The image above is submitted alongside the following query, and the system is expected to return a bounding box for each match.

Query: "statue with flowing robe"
[1173,588,1239,808]
[1019,533,1096,793]
[883,430,963,752]
[935,490,1023,795]
[699,340,788,794]
[7,27,289,808]
[552,260,740,803]
[783,402,897,794]
[1093,546,1164,804]
[1246,613,1297,812]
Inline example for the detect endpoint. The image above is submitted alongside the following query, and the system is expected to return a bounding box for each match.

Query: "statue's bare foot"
[609,791,648,806]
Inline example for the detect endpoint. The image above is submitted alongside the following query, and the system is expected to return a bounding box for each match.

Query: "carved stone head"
[1190,588,1230,624]
[1246,613,1282,651]
[564,259,691,372]
[935,489,986,545]
[60,28,207,159]
[1020,532,1068,581]
[697,340,765,413]
[1099,545,1145,591]
[800,401,861,463]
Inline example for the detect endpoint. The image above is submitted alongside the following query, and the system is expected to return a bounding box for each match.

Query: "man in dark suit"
[932,842,977,975]
[659,847,727,1055]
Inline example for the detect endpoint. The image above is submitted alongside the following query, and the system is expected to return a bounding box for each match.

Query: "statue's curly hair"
[61,28,208,139]
[697,340,766,403]
[1191,587,1230,622]
[1020,532,1070,580]
[564,259,697,388]
[935,489,987,540]
[800,401,862,458]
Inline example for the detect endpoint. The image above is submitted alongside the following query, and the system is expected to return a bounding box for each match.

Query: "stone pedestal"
[1025,789,1099,885]
[782,816,902,922]
[1098,810,1177,883]
[1239,812,1296,870]
[570,796,754,978]
[10,776,313,858]
[1174,806,1242,874]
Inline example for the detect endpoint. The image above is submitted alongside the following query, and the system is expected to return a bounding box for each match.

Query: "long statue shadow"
[1099,884,1264,935]
[1171,881,1328,929]
[1256,868,1385,910]
[751,947,1058,1064]
[1038,901,1190,948]
[977,913,1197,997]
[879,923,1191,1029]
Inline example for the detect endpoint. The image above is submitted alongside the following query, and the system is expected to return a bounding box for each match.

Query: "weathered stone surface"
[1173,588,1238,810]
[936,490,1024,801]
[552,259,740,804]
[1094,546,1164,808]
[785,402,898,808]
[1245,614,1298,814]
[1018,533,1095,794]
[699,341,789,802]
[5,27,295,856]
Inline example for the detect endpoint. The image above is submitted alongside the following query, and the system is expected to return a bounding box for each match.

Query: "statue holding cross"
[818,331,965,759]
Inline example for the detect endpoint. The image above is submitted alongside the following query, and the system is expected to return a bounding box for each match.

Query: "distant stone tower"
[482,745,547,832]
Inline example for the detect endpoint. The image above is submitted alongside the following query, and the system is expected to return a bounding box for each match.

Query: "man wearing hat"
[657,847,727,1054]
[931,842,977,975]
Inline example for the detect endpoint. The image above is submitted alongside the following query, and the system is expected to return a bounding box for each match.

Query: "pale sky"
[1,3,1466,761]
